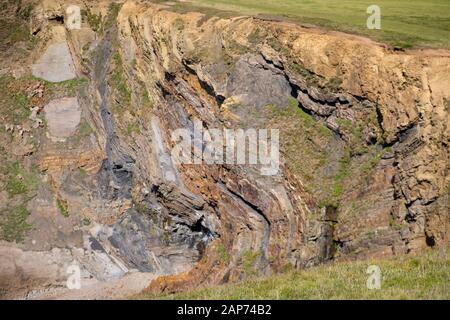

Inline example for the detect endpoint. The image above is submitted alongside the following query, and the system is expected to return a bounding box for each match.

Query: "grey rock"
[44,97,81,141]
[32,42,77,83]
[226,54,292,109]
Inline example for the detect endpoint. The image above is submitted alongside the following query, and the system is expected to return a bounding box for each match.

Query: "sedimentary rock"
[0,0,448,298]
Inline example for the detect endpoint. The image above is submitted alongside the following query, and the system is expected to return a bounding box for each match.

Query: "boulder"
[44,97,81,141]
[32,42,76,82]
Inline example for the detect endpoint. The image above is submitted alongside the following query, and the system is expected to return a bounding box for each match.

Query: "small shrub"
[326,76,342,92]
[56,198,69,217]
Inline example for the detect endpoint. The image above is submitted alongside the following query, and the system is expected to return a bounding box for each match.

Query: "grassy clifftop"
[172,0,450,49]
[136,248,450,300]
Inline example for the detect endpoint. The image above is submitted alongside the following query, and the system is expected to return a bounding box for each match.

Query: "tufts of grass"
[362,147,390,175]
[266,98,339,207]
[4,162,39,198]
[242,251,261,276]
[81,8,102,32]
[325,77,343,92]
[0,205,32,243]
[104,2,122,29]
[39,77,88,96]
[140,83,154,109]
[0,75,31,124]
[56,198,69,218]
[125,122,140,136]
[288,62,321,87]
[0,18,31,45]
[82,217,91,226]
[217,242,231,265]
[77,120,93,137]
[135,247,450,300]
[110,52,132,106]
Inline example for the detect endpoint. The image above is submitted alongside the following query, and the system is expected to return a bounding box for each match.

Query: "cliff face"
[0,0,448,298]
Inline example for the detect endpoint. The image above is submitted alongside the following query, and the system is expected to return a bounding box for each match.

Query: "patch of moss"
[336,118,369,155]
[0,205,32,243]
[5,162,39,198]
[242,250,261,276]
[362,147,391,175]
[227,39,250,56]
[104,2,122,29]
[110,52,131,106]
[125,122,140,136]
[81,8,102,32]
[140,82,154,109]
[325,76,343,92]
[56,198,69,218]
[248,27,267,45]
[6,176,28,197]
[389,215,403,231]
[288,61,321,87]
[0,75,31,124]
[77,120,93,137]
[77,167,88,178]
[40,77,88,96]
[318,148,350,209]
[266,36,290,56]
[82,217,91,226]
[217,242,231,264]
[265,99,340,208]
[173,18,185,31]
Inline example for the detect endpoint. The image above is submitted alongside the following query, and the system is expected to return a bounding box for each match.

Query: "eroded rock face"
[115,1,449,289]
[226,54,292,110]
[0,0,448,298]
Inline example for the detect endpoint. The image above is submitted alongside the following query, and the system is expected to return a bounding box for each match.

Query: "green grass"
[185,0,450,49]
[38,77,88,96]
[81,8,102,32]
[77,120,94,137]
[56,198,69,218]
[125,122,140,136]
[105,2,122,29]
[136,247,450,300]
[242,251,261,276]
[110,52,132,105]
[0,75,87,126]
[0,76,31,124]
[0,205,32,243]
[217,242,231,264]
[0,18,31,45]
[265,100,341,208]
[4,162,39,198]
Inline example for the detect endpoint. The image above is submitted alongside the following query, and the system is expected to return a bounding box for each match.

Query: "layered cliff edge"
[0,0,448,299]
